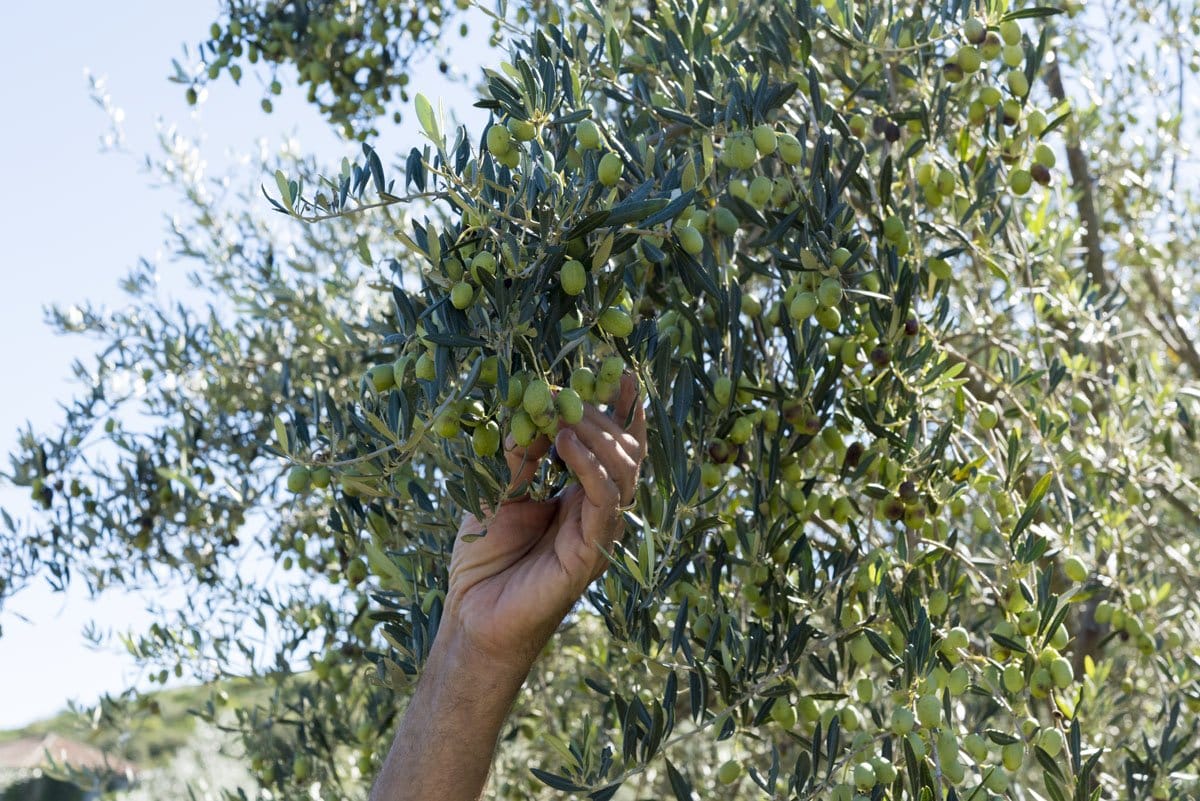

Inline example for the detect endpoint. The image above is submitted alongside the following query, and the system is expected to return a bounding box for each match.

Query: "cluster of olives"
[193,4,469,137]
[944,18,1059,196]
[698,537,1096,799]
[285,353,629,493]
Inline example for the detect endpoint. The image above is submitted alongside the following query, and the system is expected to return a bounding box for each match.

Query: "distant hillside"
[0,677,274,770]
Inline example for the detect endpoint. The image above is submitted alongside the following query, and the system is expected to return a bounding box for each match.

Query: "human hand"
[440,372,647,676]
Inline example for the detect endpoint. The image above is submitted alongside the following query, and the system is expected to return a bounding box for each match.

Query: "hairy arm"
[369,374,647,801]
[369,629,532,801]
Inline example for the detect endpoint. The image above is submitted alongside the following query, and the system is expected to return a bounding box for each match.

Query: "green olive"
[752,123,777,155]
[486,123,512,157]
[570,366,596,401]
[450,281,474,309]
[576,119,601,150]
[368,364,396,392]
[472,421,501,456]
[507,117,537,141]
[677,224,704,255]
[777,132,803,165]
[1009,168,1033,195]
[556,387,584,425]
[522,379,553,417]
[598,152,623,186]
[560,259,586,295]
[286,466,311,493]
[598,308,634,337]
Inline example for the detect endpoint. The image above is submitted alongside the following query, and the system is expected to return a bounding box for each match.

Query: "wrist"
[430,613,537,691]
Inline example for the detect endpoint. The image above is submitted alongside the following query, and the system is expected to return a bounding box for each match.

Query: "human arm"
[369,373,647,801]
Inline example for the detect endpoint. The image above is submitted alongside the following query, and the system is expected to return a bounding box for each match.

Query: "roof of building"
[0,734,136,776]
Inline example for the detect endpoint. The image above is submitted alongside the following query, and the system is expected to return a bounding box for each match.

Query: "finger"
[503,433,550,497]
[613,372,638,427]
[614,372,647,457]
[568,415,639,500]
[580,406,643,461]
[555,429,621,513]
[555,431,626,572]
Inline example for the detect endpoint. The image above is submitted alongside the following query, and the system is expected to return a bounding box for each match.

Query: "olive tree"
[5,0,1200,799]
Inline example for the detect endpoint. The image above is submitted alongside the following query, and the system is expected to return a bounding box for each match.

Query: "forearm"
[370,627,531,801]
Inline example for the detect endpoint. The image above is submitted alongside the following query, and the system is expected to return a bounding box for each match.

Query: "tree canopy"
[5,0,1200,799]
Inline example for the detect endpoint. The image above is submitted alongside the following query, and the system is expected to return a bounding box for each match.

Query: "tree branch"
[1043,52,1108,294]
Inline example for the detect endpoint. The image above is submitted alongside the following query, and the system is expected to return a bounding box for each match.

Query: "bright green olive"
[677,224,704,255]
[714,206,739,235]
[368,364,396,392]
[503,373,526,408]
[522,379,553,417]
[1030,667,1053,697]
[882,215,904,241]
[789,292,818,320]
[716,760,742,785]
[817,278,843,307]
[472,420,501,456]
[486,123,512,156]
[1007,70,1030,97]
[560,259,586,295]
[598,152,623,186]
[507,117,537,141]
[434,413,462,438]
[1038,727,1066,757]
[570,367,596,401]
[747,176,773,209]
[980,85,1003,106]
[1001,742,1023,771]
[916,694,942,728]
[815,305,841,331]
[957,45,982,73]
[752,123,777,155]
[891,706,915,734]
[723,132,757,169]
[728,416,754,445]
[1063,555,1087,582]
[510,410,537,446]
[556,388,584,424]
[1009,168,1033,195]
[853,762,876,790]
[310,467,331,489]
[415,353,436,381]
[577,119,601,150]
[1050,656,1074,688]
[777,132,803,165]
[964,733,989,761]
[450,281,475,309]
[599,308,634,337]
[470,251,497,280]
[1033,143,1056,168]
[599,356,625,385]
[770,700,797,729]
[286,466,311,493]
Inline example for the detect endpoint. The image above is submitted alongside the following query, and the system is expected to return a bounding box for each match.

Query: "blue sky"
[0,1,490,729]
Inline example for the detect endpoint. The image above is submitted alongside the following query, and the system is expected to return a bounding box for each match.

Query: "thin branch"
[1042,50,1108,294]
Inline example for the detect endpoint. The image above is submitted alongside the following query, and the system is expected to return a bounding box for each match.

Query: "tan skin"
[370,373,647,801]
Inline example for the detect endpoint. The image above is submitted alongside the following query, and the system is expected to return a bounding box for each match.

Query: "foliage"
[5,0,1200,799]
[184,0,549,138]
